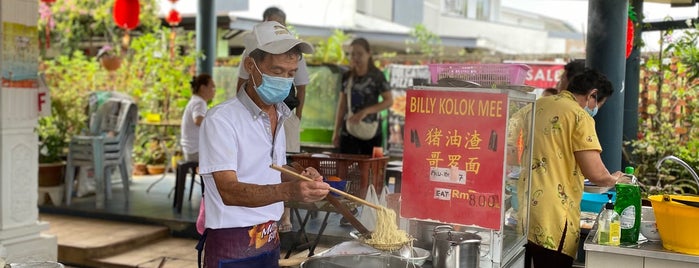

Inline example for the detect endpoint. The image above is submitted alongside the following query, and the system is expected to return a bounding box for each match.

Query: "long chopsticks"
[270,164,382,210]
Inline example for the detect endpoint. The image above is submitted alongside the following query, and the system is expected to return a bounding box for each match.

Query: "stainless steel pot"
[432,225,481,268]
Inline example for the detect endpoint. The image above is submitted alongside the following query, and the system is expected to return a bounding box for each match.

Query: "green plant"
[38,0,161,57]
[405,24,443,59]
[37,116,68,163]
[38,51,100,163]
[307,29,350,65]
[119,29,199,120]
[628,22,699,196]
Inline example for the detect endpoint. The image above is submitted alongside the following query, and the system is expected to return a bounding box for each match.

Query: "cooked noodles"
[363,207,411,250]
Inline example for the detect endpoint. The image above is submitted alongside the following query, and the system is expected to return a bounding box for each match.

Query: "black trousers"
[339,131,382,155]
[525,222,574,268]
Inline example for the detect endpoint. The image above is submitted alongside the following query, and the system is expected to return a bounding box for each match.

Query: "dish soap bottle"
[597,193,621,245]
[615,166,641,245]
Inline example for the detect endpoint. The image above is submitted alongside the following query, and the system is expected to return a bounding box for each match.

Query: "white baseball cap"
[244,21,314,54]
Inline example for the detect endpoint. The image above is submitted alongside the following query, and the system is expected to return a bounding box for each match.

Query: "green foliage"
[307,29,350,65]
[39,0,161,57]
[39,51,102,163]
[405,24,443,58]
[628,23,699,196]
[120,28,199,120]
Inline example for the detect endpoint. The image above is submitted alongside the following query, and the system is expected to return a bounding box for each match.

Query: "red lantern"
[626,18,634,59]
[166,9,182,26]
[113,0,140,30]
[40,0,56,4]
[169,0,179,3]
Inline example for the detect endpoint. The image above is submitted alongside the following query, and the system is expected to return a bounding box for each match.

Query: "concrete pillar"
[196,0,216,75]
[0,0,57,262]
[587,0,628,171]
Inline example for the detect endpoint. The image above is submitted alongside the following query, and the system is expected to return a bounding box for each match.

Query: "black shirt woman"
[332,38,393,155]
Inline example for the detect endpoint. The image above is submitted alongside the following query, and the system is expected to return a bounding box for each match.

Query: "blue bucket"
[324,180,347,197]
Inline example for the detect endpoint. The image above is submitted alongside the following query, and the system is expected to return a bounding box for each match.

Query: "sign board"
[401,89,507,230]
[524,63,565,89]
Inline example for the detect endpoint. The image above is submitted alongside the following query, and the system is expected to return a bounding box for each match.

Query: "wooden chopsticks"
[270,164,383,210]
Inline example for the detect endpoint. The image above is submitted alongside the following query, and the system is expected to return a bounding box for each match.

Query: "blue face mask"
[584,95,599,117]
[584,105,599,117]
[251,60,293,105]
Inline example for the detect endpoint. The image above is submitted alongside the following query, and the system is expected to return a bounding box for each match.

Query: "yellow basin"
[648,195,699,255]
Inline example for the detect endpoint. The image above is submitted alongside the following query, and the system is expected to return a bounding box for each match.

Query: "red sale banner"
[524,64,565,89]
[401,89,507,230]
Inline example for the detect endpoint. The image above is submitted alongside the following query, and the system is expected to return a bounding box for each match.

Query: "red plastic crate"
[290,153,389,199]
[428,63,530,86]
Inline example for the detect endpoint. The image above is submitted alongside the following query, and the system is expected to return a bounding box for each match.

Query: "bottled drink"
[597,193,621,245]
[615,166,641,245]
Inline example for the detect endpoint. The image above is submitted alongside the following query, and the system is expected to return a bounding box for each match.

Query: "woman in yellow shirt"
[522,69,624,267]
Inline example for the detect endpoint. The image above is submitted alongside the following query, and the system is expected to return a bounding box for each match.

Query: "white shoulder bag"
[344,76,379,140]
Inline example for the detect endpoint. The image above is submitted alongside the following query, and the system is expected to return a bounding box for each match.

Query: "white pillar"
[0,0,58,262]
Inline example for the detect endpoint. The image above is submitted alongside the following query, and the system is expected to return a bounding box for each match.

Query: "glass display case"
[401,86,535,268]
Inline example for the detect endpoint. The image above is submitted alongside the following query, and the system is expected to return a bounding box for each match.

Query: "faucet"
[655,155,699,187]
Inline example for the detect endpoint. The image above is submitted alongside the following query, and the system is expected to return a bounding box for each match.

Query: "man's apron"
[197,221,280,268]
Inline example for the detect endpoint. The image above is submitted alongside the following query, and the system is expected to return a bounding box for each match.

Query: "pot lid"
[434,230,481,244]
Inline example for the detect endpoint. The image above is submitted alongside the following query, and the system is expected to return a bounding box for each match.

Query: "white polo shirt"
[199,87,291,229]
[180,95,207,155]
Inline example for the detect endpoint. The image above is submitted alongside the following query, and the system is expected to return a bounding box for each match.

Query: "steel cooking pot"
[432,225,481,268]
[300,254,416,268]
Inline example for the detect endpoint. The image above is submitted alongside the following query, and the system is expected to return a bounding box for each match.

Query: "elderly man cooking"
[197,21,329,267]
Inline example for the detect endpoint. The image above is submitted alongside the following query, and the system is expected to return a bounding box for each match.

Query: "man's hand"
[286,164,329,202]
[290,179,329,203]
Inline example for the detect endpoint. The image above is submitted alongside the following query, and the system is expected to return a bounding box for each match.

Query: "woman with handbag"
[332,38,393,155]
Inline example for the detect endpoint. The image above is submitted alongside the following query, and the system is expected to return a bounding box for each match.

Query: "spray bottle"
[596,193,621,245]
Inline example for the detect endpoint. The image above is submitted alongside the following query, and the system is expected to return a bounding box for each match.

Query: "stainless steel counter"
[583,227,699,265]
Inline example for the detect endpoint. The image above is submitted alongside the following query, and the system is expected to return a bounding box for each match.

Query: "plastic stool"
[38,185,64,206]
[173,161,199,213]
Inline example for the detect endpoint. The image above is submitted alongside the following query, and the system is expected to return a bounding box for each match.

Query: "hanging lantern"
[625,18,634,59]
[40,0,56,4]
[113,0,140,30]
[166,9,182,26]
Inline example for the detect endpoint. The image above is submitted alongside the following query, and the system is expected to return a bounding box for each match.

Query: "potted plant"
[97,45,122,71]
[131,144,148,175]
[143,137,167,175]
[37,116,68,187]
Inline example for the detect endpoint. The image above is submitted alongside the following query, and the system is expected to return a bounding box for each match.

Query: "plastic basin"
[648,195,699,255]
[580,192,616,213]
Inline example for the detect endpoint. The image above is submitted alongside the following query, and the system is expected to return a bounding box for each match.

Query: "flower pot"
[100,56,122,71]
[133,163,147,176]
[38,162,65,187]
[146,164,166,175]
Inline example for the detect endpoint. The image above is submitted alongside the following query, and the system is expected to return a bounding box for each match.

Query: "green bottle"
[615,166,641,245]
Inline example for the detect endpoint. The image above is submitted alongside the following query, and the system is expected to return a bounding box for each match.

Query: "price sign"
[401,89,507,230]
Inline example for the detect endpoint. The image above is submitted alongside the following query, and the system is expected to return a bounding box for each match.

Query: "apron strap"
[196,228,209,268]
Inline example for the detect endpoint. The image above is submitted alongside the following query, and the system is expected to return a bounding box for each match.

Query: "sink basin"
[648,195,699,255]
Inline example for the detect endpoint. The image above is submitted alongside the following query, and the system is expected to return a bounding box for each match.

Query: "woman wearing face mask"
[332,38,393,155]
[521,68,625,268]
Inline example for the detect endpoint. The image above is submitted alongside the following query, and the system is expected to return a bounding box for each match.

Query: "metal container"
[417,222,442,249]
[301,254,417,268]
[432,225,481,268]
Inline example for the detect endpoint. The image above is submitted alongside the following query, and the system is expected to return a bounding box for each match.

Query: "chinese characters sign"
[401,89,507,230]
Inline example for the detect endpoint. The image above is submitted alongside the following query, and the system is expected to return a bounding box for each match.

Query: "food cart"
[399,82,535,268]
